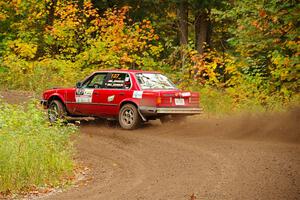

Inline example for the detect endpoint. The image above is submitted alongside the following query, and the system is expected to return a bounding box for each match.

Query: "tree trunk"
[35,0,57,58]
[78,0,84,10]
[46,0,57,27]
[177,0,188,46]
[195,10,210,54]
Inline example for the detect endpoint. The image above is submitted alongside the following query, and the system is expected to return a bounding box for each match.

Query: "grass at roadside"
[0,100,77,194]
[196,86,300,116]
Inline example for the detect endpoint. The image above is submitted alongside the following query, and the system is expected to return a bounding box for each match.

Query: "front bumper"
[139,106,203,116]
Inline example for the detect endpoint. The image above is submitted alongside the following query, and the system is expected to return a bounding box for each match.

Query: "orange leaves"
[251,20,259,28]
[83,1,98,18]
[85,6,161,68]
[120,52,133,64]
[187,49,237,87]
[259,10,267,18]
[54,1,81,28]
[1,0,162,75]
[11,0,21,12]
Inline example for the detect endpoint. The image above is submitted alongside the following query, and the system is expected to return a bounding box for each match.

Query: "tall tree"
[36,0,57,58]
[192,0,222,54]
[194,9,210,54]
[177,0,188,46]
[217,0,299,92]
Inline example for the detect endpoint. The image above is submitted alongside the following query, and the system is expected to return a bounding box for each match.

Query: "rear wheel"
[48,100,67,123]
[119,104,141,130]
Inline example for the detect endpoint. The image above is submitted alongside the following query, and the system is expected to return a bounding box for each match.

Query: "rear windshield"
[135,73,177,90]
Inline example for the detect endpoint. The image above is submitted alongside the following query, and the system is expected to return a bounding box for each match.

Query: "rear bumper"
[139,106,203,116]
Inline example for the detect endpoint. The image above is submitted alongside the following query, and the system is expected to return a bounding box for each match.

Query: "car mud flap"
[137,108,147,122]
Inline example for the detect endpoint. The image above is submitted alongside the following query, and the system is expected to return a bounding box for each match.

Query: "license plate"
[175,98,185,105]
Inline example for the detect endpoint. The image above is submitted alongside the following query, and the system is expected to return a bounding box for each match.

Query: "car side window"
[82,73,108,88]
[104,73,131,89]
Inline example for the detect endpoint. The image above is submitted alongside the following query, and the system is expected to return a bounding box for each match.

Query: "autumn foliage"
[0,0,299,105]
[0,0,162,92]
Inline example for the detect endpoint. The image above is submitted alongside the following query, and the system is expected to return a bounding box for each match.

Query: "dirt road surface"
[1,91,299,200]
[44,110,300,200]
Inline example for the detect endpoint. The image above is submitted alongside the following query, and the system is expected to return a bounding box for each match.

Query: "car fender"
[119,98,147,121]
[47,92,66,105]
[119,98,141,109]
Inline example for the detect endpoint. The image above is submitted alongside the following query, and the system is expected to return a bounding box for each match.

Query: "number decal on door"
[111,73,120,79]
[75,89,94,103]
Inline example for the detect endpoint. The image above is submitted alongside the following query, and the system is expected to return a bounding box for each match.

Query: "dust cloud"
[158,107,300,144]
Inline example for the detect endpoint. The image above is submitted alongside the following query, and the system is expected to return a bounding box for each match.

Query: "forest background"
[0,0,299,113]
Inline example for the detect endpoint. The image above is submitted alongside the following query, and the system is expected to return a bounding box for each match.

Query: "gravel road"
[45,110,300,200]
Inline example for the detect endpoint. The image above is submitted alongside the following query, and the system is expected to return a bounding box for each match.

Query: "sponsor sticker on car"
[107,95,115,102]
[181,92,191,97]
[133,91,143,99]
[76,89,94,103]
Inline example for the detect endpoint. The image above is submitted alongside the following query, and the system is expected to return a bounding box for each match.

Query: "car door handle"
[119,92,125,96]
[94,92,100,95]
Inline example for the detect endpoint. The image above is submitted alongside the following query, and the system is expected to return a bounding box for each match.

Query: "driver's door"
[71,72,108,116]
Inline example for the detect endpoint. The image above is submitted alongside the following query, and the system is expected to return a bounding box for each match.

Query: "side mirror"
[76,82,82,88]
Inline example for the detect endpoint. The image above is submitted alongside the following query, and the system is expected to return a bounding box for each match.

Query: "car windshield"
[135,73,177,90]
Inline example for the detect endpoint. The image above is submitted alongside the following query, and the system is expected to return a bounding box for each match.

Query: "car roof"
[94,69,160,74]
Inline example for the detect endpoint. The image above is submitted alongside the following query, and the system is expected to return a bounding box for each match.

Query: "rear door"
[92,72,132,117]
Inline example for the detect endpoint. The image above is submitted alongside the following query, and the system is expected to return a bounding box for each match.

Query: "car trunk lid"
[156,90,200,107]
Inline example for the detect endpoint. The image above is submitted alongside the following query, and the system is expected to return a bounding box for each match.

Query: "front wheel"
[48,100,67,123]
[118,104,141,130]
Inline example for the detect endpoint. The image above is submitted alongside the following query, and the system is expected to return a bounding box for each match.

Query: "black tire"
[48,100,67,123]
[118,104,141,130]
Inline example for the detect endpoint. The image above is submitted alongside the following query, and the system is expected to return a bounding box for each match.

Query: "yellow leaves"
[272,56,281,66]
[0,1,9,20]
[149,45,163,57]
[188,49,237,87]
[8,40,37,59]
[2,0,161,74]
[0,12,7,21]
[269,50,299,91]
[10,0,21,12]
[39,1,160,68]
[120,53,133,64]
[271,16,278,23]
[285,40,300,52]
[166,11,176,19]
[78,6,161,68]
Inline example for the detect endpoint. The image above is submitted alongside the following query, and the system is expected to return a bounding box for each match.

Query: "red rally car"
[41,70,202,129]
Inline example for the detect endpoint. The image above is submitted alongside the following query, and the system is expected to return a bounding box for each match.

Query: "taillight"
[156,96,161,105]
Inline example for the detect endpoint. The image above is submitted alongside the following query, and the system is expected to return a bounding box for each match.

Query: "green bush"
[197,86,234,115]
[0,101,77,193]
[194,82,300,116]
